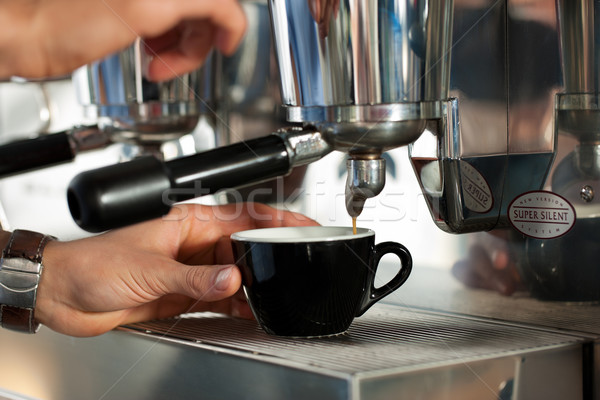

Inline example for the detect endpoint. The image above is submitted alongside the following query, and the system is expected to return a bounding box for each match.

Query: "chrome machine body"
[72,37,217,154]
[409,1,558,234]
[269,0,453,217]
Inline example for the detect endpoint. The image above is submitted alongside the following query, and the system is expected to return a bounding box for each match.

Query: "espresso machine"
[59,0,555,238]
[0,0,596,298]
[0,0,595,297]
[64,0,455,232]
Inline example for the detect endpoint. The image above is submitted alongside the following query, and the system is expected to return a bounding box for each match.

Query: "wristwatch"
[0,229,54,333]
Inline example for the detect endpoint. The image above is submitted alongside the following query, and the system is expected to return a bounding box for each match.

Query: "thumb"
[169,264,242,302]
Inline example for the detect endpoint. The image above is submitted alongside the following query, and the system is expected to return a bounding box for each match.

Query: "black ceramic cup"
[231,226,412,337]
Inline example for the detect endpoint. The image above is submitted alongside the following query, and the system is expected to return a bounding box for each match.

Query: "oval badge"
[508,191,576,239]
[460,161,493,213]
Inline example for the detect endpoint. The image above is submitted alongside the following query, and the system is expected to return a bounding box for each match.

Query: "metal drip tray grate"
[124,304,586,378]
[0,304,590,400]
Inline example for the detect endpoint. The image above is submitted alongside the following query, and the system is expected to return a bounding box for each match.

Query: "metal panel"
[122,304,585,400]
[0,289,591,400]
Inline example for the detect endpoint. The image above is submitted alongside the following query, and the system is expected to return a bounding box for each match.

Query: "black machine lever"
[0,125,109,178]
[67,128,331,232]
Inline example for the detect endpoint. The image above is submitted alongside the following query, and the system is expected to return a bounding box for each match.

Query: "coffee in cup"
[231,226,412,337]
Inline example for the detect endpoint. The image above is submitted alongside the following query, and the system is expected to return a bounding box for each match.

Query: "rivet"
[580,185,594,203]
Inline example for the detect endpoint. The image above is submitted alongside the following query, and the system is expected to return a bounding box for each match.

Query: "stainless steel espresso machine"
[57,0,554,237]
[59,0,596,304]
[0,0,560,240]
[1,1,600,399]
[61,0,454,233]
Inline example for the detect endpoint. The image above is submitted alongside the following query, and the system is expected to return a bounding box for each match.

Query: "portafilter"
[0,38,214,178]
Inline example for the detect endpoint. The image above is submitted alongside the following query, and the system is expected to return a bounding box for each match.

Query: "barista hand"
[0,0,247,81]
[29,203,316,337]
[451,230,523,296]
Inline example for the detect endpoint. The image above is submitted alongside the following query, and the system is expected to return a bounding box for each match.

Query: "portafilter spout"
[345,157,386,218]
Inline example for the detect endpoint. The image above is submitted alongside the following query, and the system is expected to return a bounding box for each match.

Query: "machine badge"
[460,161,493,213]
[508,191,576,239]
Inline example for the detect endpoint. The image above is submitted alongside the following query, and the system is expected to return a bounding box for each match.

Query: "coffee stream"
[352,217,357,235]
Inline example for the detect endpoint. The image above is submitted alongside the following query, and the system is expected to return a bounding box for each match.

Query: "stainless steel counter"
[0,265,597,400]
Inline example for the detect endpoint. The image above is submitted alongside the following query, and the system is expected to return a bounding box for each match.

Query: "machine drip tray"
[119,304,588,400]
[0,303,591,399]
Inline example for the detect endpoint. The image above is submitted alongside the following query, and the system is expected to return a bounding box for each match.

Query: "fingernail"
[214,266,233,291]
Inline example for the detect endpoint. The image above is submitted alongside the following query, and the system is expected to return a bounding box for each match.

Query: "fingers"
[124,0,246,44]
[22,0,246,79]
[308,0,322,22]
[248,203,319,229]
[491,248,510,270]
[169,263,242,302]
[135,0,247,56]
[215,236,236,265]
[119,289,253,331]
[144,21,215,81]
[451,244,519,296]
[229,289,254,319]
[171,202,318,238]
[186,289,254,319]
[115,261,242,325]
[170,202,319,265]
[146,42,213,81]
[119,263,245,326]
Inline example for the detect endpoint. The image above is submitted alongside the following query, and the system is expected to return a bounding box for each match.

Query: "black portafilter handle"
[67,134,293,233]
[0,125,108,178]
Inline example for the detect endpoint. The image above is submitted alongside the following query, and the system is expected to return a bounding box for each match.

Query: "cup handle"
[356,242,412,316]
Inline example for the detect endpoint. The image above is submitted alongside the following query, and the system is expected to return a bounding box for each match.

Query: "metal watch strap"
[0,229,54,333]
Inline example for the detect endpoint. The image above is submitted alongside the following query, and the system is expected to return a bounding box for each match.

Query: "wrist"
[0,229,55,333]
[33,238,64,330]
